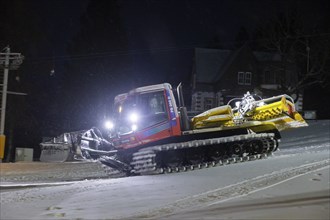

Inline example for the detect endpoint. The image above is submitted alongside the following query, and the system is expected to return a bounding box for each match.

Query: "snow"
[0,120,329,219]
[0,161,108,183]
[162,168,329,220]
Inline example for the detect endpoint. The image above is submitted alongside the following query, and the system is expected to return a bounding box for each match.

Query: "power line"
[26,46,197,63]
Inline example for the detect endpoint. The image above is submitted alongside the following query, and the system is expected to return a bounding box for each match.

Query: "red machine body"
[110,83,182,150]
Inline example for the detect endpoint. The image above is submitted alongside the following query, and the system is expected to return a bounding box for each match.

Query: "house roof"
[253,51,281,62]
[194,46,282,84]
[213,45,246,82]
[194,48,231,83]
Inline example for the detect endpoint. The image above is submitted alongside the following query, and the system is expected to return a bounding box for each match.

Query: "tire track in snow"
[128,159,330,219]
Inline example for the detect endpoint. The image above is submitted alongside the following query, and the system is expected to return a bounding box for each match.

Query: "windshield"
[115,91,168,134]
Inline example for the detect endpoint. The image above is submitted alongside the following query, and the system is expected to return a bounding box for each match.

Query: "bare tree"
[296,34,330,90]
[255,9,330,96]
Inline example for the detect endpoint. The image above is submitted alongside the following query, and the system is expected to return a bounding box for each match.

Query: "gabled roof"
[194,48,231,83]
[213,45,246,82]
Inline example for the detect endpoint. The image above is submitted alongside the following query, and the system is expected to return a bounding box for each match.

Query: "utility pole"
[305,37,310,75]
[306,46,310,74]
[0,46,24,162]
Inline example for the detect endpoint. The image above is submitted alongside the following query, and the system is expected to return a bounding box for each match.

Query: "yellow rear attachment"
[191,93,308,131]
[250,95,308,131]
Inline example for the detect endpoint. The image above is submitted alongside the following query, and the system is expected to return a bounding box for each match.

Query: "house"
[190,45,303,112]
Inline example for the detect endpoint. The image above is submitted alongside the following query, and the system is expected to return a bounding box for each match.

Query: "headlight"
[131,124,138,131]
[129,112,139,123]
[105,120,114,130]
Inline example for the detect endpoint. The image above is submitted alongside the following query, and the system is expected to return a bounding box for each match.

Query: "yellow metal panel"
[192,105,233,127]
[252,96,289,120]
[0,135,5,159]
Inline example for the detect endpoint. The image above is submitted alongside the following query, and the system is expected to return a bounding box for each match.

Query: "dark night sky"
[33,0,328,50]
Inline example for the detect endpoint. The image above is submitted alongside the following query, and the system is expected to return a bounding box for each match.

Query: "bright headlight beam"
[131,124,138,131]
[105,120,114,130]
[129,112,139,123]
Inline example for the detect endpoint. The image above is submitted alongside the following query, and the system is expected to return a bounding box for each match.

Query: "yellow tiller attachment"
[191,95,308,132]
[252,96,308,131]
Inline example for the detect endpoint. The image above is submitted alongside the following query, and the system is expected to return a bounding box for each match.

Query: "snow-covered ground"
[0,120,329,219]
